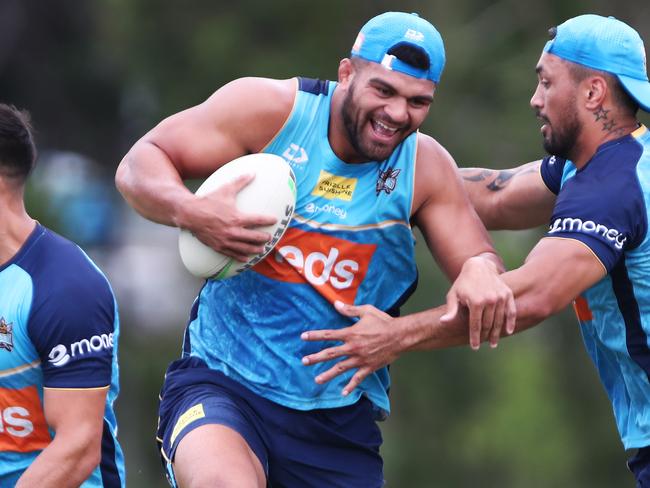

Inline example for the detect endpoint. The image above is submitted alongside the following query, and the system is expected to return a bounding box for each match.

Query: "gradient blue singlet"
[182,78,419,416]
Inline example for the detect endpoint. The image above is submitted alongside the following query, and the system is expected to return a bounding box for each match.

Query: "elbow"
[79,450,102,480]
[72,438,102,482]
[479,195,509,231]
[115,155,132,197]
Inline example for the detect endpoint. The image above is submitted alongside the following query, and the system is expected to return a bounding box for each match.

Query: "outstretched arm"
[302,237,605,395]
[459,160,556,230]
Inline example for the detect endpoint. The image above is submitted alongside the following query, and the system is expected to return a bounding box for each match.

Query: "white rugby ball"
[178,153,296,280]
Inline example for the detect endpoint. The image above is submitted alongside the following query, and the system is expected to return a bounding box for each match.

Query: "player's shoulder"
[414,132,458,178]
[206,76,297,116]
[201,77,298,152]
[20,226,113,302]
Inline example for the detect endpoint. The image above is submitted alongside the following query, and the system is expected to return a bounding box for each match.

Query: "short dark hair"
[0,104,37,182]
[566,62,639,116]
[386,42,431,71]
[547,26,639,116]
[351,43,432,74]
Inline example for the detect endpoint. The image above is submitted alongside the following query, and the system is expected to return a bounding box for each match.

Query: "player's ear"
[338,58,355,86]
[583,75,608,110]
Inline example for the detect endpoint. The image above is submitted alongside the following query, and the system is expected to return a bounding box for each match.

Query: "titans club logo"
[0,317,14,352]
[376,168,401,195]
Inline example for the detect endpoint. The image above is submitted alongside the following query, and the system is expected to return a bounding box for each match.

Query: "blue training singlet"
[540,125,650,449]
[0,224,125,486]
[182,78,419,416]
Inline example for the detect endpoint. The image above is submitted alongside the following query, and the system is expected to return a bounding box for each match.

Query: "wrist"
[398,312,433,352]
[466,253,502,273]
[171,191,198,231]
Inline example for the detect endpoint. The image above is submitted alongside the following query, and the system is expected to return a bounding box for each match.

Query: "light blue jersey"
[0,224,125,486]
[182,78,419,416]
[540,125,650,449]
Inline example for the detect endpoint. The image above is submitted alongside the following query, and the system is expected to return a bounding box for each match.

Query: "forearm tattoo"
[461,162,539,192]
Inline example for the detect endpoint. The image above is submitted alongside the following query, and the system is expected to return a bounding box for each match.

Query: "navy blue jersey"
[0,224,125,486]
[540,125,650,448]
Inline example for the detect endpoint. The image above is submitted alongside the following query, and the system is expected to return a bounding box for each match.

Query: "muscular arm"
[302,236,605,393]
[16,388,108,488]
[412,134,505,278]
[397,237,605,350]
[411,135,515,346]
[460,160,556,230]
[115,77,296,259]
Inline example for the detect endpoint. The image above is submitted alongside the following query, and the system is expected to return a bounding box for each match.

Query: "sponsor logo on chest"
[311,170,357,201]
[254,228,376,304]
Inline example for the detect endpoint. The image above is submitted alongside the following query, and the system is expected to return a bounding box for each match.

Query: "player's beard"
[341,83,409,162]
[540,97,582,160]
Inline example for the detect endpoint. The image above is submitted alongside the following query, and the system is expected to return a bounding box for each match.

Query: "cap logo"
[352,33,364,53]
[405,29,424,42]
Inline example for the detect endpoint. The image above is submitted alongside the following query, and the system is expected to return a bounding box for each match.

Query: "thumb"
[440,293,459,323]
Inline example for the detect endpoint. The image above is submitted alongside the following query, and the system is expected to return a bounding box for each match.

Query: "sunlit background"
[2,1,650,486]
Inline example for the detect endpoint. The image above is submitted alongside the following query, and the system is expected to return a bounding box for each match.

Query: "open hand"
[301,301,399,396]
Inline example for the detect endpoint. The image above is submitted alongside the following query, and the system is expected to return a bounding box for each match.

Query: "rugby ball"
[178,153,296,280]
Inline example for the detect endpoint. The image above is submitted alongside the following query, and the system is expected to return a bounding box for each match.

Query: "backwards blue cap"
[544,14,650,112]
[351,12,446,83]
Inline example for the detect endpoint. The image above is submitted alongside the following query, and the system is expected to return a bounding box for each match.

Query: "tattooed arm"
[459,161,556,230]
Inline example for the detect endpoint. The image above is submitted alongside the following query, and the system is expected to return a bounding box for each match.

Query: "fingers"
[468,303,482,351]
[216,232,271,262]
[301,328,344,343]
[487,299,504,348]
[469,291,517,350]
[505,294,517,335]
[334,300,391,321]
[313,358,357,385]
[334,300,360,318]
[301,342,346,365]
[310,358,370,397]
[342,367,372,396]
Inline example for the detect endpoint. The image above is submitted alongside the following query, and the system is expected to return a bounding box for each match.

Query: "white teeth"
[374,120,398,134]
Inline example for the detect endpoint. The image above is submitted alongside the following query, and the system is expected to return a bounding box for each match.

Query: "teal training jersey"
[540,125,650,449]
[182,78,419,416]
[0,224,125,486]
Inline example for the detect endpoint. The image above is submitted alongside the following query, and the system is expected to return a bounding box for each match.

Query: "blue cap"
[351,12,446,83]
[544,14,650,112]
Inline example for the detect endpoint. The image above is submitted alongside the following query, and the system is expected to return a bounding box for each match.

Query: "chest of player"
[280,149,412,229]
[0,265,40,374]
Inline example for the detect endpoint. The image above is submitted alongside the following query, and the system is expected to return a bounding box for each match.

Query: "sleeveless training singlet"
[182,78,419,415]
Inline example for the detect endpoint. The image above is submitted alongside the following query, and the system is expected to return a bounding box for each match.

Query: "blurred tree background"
[2,0,649,486]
